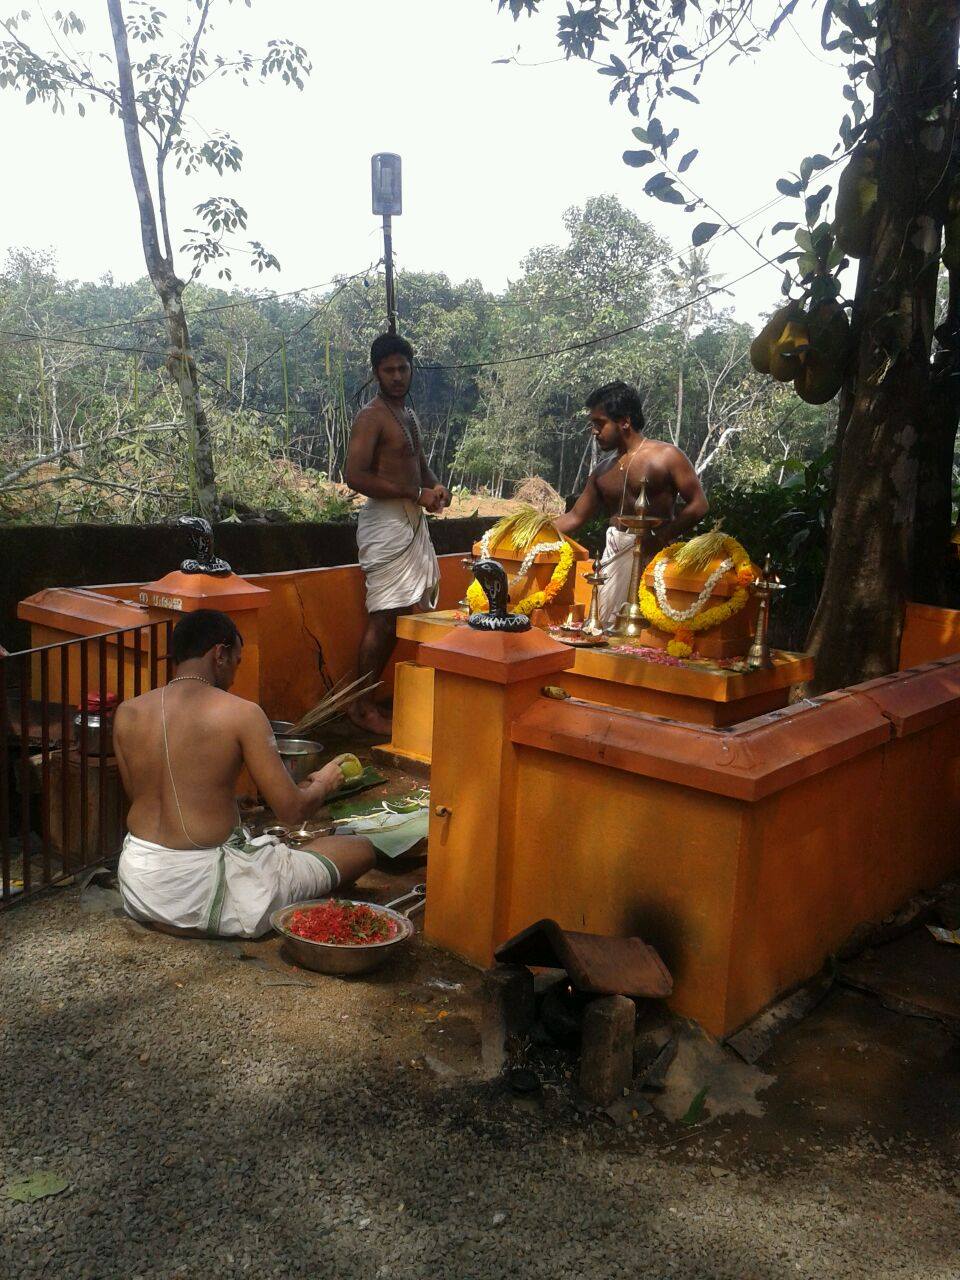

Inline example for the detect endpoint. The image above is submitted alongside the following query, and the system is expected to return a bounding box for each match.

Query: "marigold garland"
[640,535,754,658]
[467,538,576,617]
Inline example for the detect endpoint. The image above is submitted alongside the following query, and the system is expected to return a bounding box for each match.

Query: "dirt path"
[1,882,958,1280]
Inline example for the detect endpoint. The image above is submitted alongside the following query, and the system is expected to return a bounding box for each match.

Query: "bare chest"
[596,456,678,515]
[374,406,419,462]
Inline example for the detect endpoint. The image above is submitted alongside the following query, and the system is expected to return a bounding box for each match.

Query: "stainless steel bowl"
[275,737,324,784]
[270,719,295,737]
[270,886,425,976]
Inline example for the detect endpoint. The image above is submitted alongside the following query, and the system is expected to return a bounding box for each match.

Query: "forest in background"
[0,194,834,527]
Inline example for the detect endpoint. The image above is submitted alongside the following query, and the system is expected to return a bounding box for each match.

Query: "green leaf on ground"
[681,1085,709,1126]
[3,1172,69,1203]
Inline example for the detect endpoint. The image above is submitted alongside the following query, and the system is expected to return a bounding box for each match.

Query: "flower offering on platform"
[638,530,760,660]
[465,507,587,624]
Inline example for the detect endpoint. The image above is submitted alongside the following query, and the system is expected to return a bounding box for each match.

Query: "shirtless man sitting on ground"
[114,609,375,938]
[554,381,708,628]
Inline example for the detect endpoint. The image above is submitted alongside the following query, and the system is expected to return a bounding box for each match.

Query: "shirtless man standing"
[554,381,708,628]
[114,609,375,937]
[345,334,451,734]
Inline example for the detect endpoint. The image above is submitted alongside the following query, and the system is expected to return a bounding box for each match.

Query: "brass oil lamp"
[746,553,786,670]
[610,480,662,640]
[582,556,608,638]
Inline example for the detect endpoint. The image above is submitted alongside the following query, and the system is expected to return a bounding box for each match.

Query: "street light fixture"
[371,152,402,333]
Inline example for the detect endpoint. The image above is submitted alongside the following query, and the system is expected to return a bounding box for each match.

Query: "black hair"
[370,332,414,371]
[172,609,242,664]
[585,381,645,433]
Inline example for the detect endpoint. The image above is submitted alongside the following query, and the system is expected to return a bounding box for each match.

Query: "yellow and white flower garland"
[639,535,754,658]
[466,530,576,617]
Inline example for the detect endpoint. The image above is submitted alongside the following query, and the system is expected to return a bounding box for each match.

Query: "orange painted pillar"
[419,627,574,967]
[138,569,270,705]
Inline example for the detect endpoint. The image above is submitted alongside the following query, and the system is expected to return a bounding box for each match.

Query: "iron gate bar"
[40,648,51,884]
[19,660,30,896]
[79,638,88,868]
[60,645,69,878]
[149,628,158,689]
[0,671,9,899]
[115,632,126,853]
[134,628,142,696]
[98,637,108,861]
[1,619,173,907]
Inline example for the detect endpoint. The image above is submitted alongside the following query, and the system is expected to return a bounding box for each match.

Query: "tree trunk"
[160,291,218,518]
[106,0,218,519]
[673,364,684,447]
[807,0,960,690]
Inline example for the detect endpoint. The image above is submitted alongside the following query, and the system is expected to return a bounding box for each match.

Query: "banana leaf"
[335,809,429,860]
[324,766,386,806]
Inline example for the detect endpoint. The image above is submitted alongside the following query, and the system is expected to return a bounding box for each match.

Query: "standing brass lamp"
[746,553,786,670]
[582,556,608,638]
[610,480,662,639]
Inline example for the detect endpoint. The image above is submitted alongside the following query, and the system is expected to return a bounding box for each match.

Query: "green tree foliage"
[495,0,960,688]
[0,1,310,518]
[0,195,833,527]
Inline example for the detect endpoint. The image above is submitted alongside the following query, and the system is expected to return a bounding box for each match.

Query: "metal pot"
[74,692,119,756]
[270,720,295,738]
[275,737,324,784]
[270,885,426,976]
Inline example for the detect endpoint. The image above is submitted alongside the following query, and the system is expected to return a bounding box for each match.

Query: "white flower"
[653,556,733,622]
[480,534,565,586]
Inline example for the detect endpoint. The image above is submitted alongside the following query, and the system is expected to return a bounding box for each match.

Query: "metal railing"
[0,619,173,907]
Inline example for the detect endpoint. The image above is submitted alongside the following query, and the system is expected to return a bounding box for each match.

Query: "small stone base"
[579,995,637,1106]
[480,964,535,1078]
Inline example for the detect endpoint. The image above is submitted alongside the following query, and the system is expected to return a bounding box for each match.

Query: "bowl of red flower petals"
[270,886,425,975]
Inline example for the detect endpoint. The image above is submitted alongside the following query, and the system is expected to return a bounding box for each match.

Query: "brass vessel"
[746,554,786,670]
[610,480,662,640]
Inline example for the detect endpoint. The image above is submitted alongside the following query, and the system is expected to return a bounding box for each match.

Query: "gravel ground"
[1,890,958,1280]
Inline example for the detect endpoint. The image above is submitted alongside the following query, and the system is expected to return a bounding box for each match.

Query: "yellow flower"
[639,536,754,637]
[468,538,575,617]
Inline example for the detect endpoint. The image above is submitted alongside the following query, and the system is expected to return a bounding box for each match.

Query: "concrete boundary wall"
[421,628,960,1036]
[0,518,492,650]
[508,658,960,1033]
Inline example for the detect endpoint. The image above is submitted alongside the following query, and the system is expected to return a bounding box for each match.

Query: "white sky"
[0,1,849,326]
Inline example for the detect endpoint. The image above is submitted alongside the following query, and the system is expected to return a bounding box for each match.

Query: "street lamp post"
[371,152,402,335]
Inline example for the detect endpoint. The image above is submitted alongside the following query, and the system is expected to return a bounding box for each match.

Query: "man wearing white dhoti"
[554,382,708,628]
[345,334,450,734]
[114,610,375,937]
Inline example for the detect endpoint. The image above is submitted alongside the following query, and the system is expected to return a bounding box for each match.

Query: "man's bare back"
[115,683,343,850]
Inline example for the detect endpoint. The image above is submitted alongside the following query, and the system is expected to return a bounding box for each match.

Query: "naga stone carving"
[178,515,232,576]
[468,558,531,633]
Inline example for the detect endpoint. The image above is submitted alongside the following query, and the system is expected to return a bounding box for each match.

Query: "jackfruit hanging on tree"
[834,139,880,260]
[750,222,852,405]
[748,301,802,376]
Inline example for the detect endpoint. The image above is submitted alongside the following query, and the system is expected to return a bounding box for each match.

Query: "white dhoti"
[117,829,341,938]
[598,526,638,629]
[356,498,440,613]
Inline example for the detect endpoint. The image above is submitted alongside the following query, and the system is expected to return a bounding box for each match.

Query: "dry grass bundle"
[513,475,564,516]
[485,505,559,555]
[672,525,729,575]
[289,672,381,739]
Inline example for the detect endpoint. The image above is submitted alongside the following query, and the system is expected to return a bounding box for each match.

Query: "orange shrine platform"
[16,554,960,1038]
